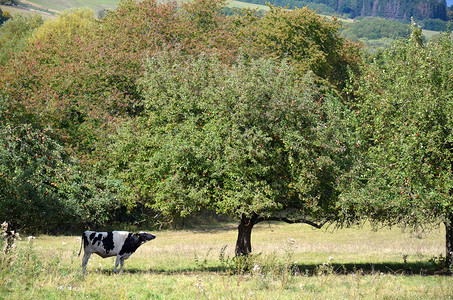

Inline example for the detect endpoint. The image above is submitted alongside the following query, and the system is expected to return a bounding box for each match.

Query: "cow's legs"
[114,255,121,273]
[82,253,91,273]
[113,256,126,274]
[119,258,125,274]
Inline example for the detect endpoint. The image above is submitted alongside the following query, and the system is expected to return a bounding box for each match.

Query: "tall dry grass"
[1,222,452,299]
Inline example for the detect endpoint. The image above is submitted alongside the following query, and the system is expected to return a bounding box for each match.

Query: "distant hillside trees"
[421,18,449,30]
[241,0,449,20]
[341,17,411,41]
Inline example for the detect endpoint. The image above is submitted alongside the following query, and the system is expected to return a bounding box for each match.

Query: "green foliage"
[240,0,448,20]
[0,122,110,232]
[30,8,97,42]
[110,52,348,225]
[0,0,18,6]
[242,5,362,91]
[421,18,448,31]
[0,13,44,65]
[0,8,104,156]
[341,29,453,228]
[0,95,120,233]
[0,0,245,232]
[341,17,411,41]
[0,8,12,26]
[1,0,241,161]
[5,0,451,244]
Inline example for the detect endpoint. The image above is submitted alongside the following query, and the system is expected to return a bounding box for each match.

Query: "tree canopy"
[241,5,361,90]
[0,13,44,65]
[109,52,350,255]
[340,26,453,268]
[0,95,120,232]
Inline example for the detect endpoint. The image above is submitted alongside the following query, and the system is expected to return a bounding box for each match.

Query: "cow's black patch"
[119,233,141,255]
[102,232,115,254]
[89,232,96,242]
[91,233,103,245]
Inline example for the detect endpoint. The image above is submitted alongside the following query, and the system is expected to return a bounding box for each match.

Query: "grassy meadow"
[1,222,452,299]
[18,0,119,12]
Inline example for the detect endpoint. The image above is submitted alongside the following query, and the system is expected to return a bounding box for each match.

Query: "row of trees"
[0,0,452,269]
[341,17,411,41]
[244,0,451,20]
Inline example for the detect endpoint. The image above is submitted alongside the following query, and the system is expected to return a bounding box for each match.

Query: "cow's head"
[136,232,156,244]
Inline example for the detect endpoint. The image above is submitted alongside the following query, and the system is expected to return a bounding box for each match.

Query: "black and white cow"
[78,231,156,273]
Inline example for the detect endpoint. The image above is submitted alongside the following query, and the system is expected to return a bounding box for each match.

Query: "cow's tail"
[78,233,84,257]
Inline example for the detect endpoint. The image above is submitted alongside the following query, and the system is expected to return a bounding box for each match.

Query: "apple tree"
[0,95,121,233]
[340,27,453,269]
[110,52,351,255]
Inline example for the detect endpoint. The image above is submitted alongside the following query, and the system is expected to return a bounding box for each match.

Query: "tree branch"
[256,216,328,229]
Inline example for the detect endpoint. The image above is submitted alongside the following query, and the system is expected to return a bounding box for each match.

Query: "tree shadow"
[91,266,230,276]
[91,261,449,276]
[295,261,449,276]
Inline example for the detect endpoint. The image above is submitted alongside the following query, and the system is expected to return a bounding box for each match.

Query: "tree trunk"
[235,213,259,256]
[446,212,453,272]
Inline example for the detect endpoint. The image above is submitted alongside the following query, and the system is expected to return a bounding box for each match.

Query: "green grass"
[228,1,270,11]
[1,222,452,299]
[422,29,441,40]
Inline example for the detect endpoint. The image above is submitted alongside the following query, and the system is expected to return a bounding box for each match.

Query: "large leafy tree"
[0,0,240,162]
[0,96,120,233]
[341,27,453,269]
[110,52,350,255]
[239,5,362,91]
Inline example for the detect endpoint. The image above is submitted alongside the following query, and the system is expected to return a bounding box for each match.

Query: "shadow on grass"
[295,261,449,276]
[92,261,449,276]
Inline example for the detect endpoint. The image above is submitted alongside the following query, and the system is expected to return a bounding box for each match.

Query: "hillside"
[0,3,55,19]
[240,0,450,20]
[19,0,116,12]
[14,0,450,22]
